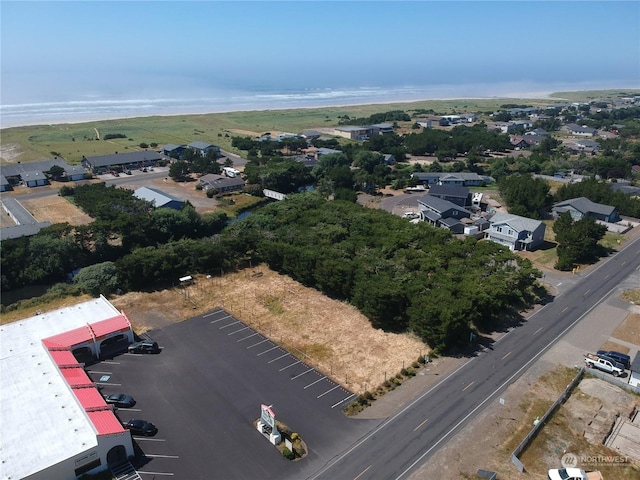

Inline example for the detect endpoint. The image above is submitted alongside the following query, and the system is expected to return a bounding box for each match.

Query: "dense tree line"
[337,110,410,125]
[498,174,552,218]
[226,193,541,352]
[553,212,607,271]
[403,124,511,156]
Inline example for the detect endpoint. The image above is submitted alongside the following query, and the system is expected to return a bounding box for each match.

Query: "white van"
[223,167,241,178]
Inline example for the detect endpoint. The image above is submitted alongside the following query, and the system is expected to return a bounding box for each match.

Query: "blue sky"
[1,1,639,104]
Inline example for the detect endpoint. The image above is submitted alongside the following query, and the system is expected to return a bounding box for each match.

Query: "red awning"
[87,410,126,435]
[73,386,109,411]
[90,315,131,338]
[48,350,79,368]
[60,367,93,387]
[43,325,94,349]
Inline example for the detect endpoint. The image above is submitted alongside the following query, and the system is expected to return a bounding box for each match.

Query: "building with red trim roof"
[0,296,135,479]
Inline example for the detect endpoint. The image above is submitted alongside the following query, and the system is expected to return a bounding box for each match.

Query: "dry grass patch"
[621,289,640,305]
[599,341,630,355]
[611,313,640,345]
[20,195,93,225]
[111,266,427,394]
[1,293,93,325]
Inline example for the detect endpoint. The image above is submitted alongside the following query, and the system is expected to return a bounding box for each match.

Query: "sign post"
[257,404,281,445]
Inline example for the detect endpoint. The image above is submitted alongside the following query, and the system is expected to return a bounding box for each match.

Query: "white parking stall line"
[88,371,112,375]
[247,339,270,349]
[203,309,224,318]
[95,382,121,386]
[237,332,260,342]
[133,437,166,442]
[125,408,142,412]
[219,321,241,329]
[268,352,290,364]
[279,360,301,371]
[228,326,250,336]
[304,376,327,389]
[291,368,315,380]
[144,454,180,459]
[331,394,356,408]
[100,361,120,365]
[257,345,280,357]
[317,384,341,398]
[138,471,174,476]
[210,314,233,324]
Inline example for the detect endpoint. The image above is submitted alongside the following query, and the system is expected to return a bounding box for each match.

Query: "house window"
[496,227,502,233]
[508,229,513,235]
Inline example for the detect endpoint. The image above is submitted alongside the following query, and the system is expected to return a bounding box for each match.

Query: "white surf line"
[257,345,279,356]
[279,360,301,371]
[203,309,223,318]
[268,352,290,363]
[237,332,260,342]
[304,376,327,389]
[219,321,241,329]
[228,326,250,336]
[291,368,315,380]
[317,385,340,398]
[332,394,356,409]
[247,338,270,349]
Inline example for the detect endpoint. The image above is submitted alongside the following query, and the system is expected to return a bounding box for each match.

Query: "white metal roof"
[0,296,121,480]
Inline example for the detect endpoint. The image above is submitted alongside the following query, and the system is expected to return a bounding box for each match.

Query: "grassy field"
[2,89,637,165]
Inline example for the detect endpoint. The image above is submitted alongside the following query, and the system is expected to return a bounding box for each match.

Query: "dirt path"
[93,127,100,140]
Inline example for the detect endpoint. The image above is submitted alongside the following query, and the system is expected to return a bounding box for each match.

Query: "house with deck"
[486,212,546,251]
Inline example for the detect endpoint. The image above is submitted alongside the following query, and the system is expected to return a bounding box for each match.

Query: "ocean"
[0,81,632,129]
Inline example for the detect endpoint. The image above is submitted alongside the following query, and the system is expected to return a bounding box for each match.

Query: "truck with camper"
[548,468,603,480]
[584,353,624,376]
[223,167,241,178]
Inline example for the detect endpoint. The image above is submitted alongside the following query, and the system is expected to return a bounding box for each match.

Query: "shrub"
[59,185,75,196]
[195,184,203,191]
[206,189,216,198]
[405,367,416,377]
[291,432,299,441]
[293,444,306,457]
[282,447,295,460]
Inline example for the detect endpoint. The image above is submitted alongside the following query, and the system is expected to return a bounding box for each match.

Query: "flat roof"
[0,296,124,480]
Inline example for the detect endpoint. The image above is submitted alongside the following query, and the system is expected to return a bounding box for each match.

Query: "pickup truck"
[548,468,603,480]
[584,352,624,376]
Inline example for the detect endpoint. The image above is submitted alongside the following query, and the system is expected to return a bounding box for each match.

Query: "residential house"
[492,122,517,133]
[416,117,440,128]
[198,174,245,194]
[486,212,546,251]
[300,130,322,141]
[82,151,163,174]
[370,123,394,135]
[567,139,600,155]
[611,183,640,197]
[411,172,492,187]
[162,144,187,159]
[525,128,548,136]
[188,141,221,157]
[427,185,470,207]
[22,171,48,187]
[629,353,640,388]
[134,187,185,210]
[565,124,598,137]
[0,175,11,192]
[333,126,370,140]
[1,159,85,186]
[552,197,619,223]
[417,195,472,232]
[510,136,530,149]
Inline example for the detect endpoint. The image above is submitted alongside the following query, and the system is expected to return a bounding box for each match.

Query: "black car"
[125,419,158,436]
[128,340,160,354]
[105,393,136,408]
[597,350,630,369]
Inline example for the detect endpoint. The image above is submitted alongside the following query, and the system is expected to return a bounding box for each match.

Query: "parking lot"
[87,309,379,479]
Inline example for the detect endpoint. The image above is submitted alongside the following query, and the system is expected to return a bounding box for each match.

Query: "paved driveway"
[88,309,378,479]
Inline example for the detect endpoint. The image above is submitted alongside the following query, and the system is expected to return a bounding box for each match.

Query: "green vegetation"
[553,212,608,270]
[554,177,640,218]
[498,174,552,218]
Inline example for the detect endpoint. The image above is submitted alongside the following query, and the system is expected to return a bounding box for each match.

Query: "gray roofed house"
[1,222,52,241]
[0,174,11,192]
[198,174,245,194]
[301,130,322,140]
[188,141,221,157]
[0,197,52,240]
[134,187,185,210]
[611,183,640,196]
[162,144,187,158]
[565,123,598,137]
[552,197,619,223]
[22,171,48,187]
[82,151,163,172]
[412,172,492,187]
[1,158,85,184]
[486,212,546,251]
[427,185,470,207]
[417,195,472,231]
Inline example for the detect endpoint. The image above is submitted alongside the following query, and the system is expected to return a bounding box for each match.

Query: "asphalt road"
[306,234,640,480]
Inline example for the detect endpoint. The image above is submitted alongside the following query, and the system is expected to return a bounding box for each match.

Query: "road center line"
[413,418,429,432]
[462,381,474,392]
[561,307,569,313]
[501,352,512,361]
[533,327,544,335]
[584,289,591,296]
[353,465,372,480]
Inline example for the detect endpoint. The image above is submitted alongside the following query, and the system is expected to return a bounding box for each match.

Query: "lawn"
[5,92,629,165]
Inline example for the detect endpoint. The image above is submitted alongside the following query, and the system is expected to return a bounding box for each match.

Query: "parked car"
[597,350,630,369]
[124,419,157,436]
[128,340,160,354]
[547,468,603,480]
[105,393,136,408]
[584,353,624,376]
